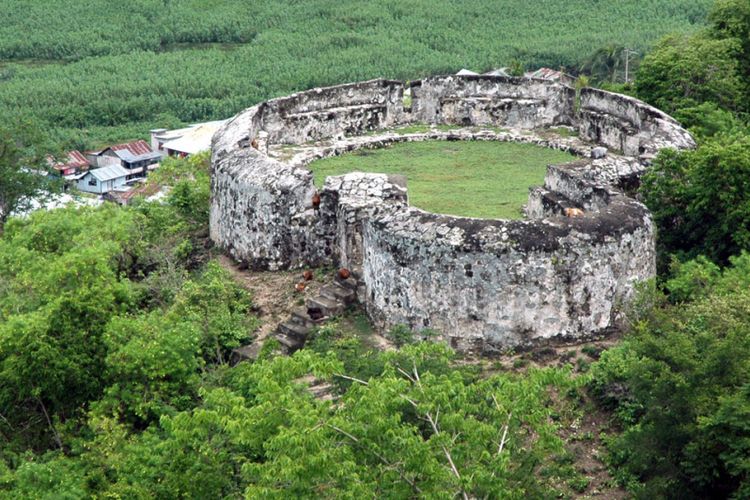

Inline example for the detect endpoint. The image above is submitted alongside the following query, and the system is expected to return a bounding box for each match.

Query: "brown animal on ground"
[303,270,313,281]
[311,193,321,209]
[250,138,259,149]
[295,282,306,292]
[564,207,584,218]
[338,268,351,280]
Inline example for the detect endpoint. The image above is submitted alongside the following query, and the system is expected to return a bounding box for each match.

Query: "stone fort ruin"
[210,75,694,354]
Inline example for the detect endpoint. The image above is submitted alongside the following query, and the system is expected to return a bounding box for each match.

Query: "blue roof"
[89,164,130,182]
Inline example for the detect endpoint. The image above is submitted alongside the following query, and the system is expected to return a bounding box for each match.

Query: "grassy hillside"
[0,0,712,149]
[310,140,574,219]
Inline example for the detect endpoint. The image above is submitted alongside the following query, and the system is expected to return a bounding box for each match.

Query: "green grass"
[310,140,574,219]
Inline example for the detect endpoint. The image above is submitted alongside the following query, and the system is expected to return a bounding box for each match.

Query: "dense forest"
[0,0,712,150]
[3,0,750,498]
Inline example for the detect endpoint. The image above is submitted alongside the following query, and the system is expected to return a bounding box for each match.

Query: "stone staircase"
[231,267,363,363]
[275,268,361,354]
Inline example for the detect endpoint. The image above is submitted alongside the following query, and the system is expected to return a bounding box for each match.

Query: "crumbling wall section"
[210,147,317,270]
[410,75,576,128]
[261,79,405,145]
[321,173,408,271]
[578,88,696,157]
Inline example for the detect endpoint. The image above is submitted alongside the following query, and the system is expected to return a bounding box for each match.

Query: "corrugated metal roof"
[484,68,511,77]
[50,150,89,171]
[525,67,568,81]
[67,150,89,168]
[109,139,154,156]
[160,120,227,155]
[89,164,130,182]
[153,120,227,141]
[111,149,162,163]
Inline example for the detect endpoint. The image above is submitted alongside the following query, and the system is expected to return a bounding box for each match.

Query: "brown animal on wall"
[564,207,584,218]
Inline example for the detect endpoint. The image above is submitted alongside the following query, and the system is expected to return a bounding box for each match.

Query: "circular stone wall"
[209,75,695,353]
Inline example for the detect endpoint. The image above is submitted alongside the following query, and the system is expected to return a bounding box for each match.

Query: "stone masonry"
[210,75,694,353]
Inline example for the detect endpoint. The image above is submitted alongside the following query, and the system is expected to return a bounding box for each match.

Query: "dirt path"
[218,255,327,341]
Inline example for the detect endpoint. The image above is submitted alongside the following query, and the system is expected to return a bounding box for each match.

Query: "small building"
[76,164,131,195]
[106,182,162,206]
[484,68,511,77]
[86,140,161,180]
[150,120,228,159]
[49,150,89,176]
[524,67,576,86]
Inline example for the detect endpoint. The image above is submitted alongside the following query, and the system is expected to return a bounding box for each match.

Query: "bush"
[589,259,750,497]
[640,134,750,268]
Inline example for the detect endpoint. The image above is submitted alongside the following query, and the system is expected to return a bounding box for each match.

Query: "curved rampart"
[210,74,694,352]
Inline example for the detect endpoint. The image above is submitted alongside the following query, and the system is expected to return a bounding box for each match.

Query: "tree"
[635,34,743,116]
[579,44,624,83]
[640,134,750,268]
[0,120,56,232]
[589,254,750,498]
[710,0,750,107]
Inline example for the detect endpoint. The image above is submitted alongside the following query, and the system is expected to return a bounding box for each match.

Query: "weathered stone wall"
[321,173,408,271]
[261,79,405,145]
[209,74,694,351]
[578,88,695,157]
[410,75,575,128]
[363,200,655,353]
[210,147,317,270]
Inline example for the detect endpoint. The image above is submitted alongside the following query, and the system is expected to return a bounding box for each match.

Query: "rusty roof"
[51,150,89,171]
[109,139,154,156]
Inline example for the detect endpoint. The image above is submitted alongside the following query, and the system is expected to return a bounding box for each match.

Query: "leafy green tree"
[170,262,257,365]
[673,101,748,138]
[579,44,624,83]
[590,255,750,497]
[147,151,211,229]
[640,134,750,267]
[0,207,140,451]
[96,312,203,427]
[710,0,750,105]
[635,34,743,116]
[0,120,57,232]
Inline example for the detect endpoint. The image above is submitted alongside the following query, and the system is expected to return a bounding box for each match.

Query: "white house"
[76,165,131,195]
[150,120,228,159]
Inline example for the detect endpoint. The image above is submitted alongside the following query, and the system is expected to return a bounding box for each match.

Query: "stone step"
[290,307,319,328]
[276,333,303,354]
[351,266,363,280]
[319,283,355,305]
[335,275,359,291]
[306,295,344,317]
[278,321,311,341]
[230,343,261,364]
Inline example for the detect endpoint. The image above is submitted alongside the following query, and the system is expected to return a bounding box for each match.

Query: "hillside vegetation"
[4,0,750,497]
[0,0,711,149]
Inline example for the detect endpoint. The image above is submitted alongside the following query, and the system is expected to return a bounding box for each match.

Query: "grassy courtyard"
[310,140,574,219]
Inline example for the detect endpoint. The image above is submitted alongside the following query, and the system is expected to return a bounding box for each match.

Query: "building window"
[88,178,97,187]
